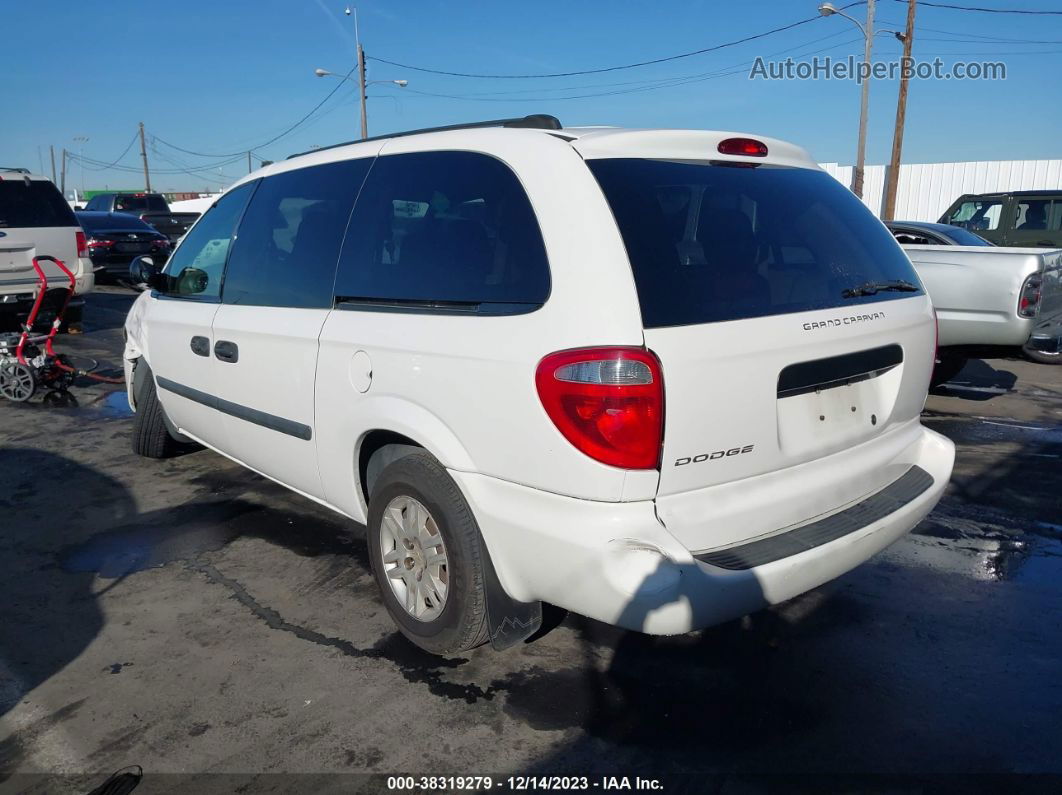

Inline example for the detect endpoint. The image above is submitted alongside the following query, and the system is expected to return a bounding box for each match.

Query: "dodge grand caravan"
[123,115,955,655]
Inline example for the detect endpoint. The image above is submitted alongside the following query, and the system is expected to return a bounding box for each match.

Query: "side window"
[1049,201,1062,232]
[1015,199,1062,232]
[891,229,937,246]
[160,182,255,299]
[335,151,550,310]
[222,159,371,308]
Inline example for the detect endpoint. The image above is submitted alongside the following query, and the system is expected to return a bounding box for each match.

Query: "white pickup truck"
[887,222,1062,384]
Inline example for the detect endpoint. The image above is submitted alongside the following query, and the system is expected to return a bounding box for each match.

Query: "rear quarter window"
[588,159,923,328]
[0,180,77,228]
[334,151,550,311]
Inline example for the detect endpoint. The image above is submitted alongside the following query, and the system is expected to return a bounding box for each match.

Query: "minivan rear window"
[0,180,77,228]
[588,159,923,328]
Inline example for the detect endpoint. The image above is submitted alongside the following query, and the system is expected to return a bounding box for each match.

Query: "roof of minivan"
[563,127,817,169]
[260,124,820,185]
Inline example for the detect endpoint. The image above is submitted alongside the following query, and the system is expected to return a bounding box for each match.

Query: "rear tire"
[366,452,489,655]
[1022,343,1062,366]
[131,374,181,458]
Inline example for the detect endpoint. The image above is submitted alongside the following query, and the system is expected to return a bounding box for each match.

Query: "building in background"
[822,159,1062,222]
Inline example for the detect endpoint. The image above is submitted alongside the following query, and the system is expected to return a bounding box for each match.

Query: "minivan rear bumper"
[453,425,953,635]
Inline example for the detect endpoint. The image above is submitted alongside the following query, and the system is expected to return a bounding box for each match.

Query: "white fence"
[820,159,1062,222]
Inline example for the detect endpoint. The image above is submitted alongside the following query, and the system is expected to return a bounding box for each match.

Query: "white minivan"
[123,115,955,655]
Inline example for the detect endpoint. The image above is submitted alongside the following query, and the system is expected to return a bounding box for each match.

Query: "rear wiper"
[841,279,920,298]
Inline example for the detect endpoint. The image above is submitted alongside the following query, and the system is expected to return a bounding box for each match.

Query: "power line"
[364,7,870,79]
[393,31,867,103]
[399,28,860,99]
[915,25,1062,43]
[896,0,1062,14]
[68,152,245,175]
[152,65,358,158]
[150,148,236,185]
[73,131,140,171]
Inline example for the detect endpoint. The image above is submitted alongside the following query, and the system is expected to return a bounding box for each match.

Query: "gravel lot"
[2,287,1060,792]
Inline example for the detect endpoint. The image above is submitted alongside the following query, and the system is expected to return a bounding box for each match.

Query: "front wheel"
[366,452,489,655]
[131,371,182,458]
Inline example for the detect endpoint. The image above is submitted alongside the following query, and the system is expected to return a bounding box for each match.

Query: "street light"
[818,0,874,200]
[313,68,408,138]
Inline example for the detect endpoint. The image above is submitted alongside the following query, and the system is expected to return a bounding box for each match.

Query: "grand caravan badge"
[803,311,885,331]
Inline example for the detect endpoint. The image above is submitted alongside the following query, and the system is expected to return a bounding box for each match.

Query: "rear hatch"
[0,178,80,294]
[588,157,935,552]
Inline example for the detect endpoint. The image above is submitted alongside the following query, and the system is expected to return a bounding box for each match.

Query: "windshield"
[0,180,77,228]
[588,159,923,328]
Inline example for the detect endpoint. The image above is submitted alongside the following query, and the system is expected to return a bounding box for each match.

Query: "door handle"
[190,336,210,357]
[214,340,239,363]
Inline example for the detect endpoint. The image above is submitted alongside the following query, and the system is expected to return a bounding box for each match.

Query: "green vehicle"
[939,190,1062,248]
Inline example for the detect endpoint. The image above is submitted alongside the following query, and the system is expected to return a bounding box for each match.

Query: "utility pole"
[852,0,875,200]
[73,135,89,202]
[60,149,67,196]
[883,0,916,221]
[357,43,368,140]
[247,151,253,174]
[138,121,152,192]
[49,145,57,183]
[347,6,369,139]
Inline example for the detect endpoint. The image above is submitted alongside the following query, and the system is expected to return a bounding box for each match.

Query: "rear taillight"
[75,230,88,258]
[1018,275,1042,318]
[86,238,114,249]
[535,347,663,470]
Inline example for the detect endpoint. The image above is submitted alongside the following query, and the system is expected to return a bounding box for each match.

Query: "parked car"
[0,168,94,331]
[123,116,954,656]
[885,220,993,247]
[83,192,199,243]
[939,190,1062,248]
[896,239,1062,379]
[75,211,171,282]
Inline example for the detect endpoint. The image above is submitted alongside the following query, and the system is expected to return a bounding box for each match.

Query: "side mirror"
[129,255,163,289]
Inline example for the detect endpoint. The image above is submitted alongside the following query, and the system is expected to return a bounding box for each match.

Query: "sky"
[4,0,1061,194]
